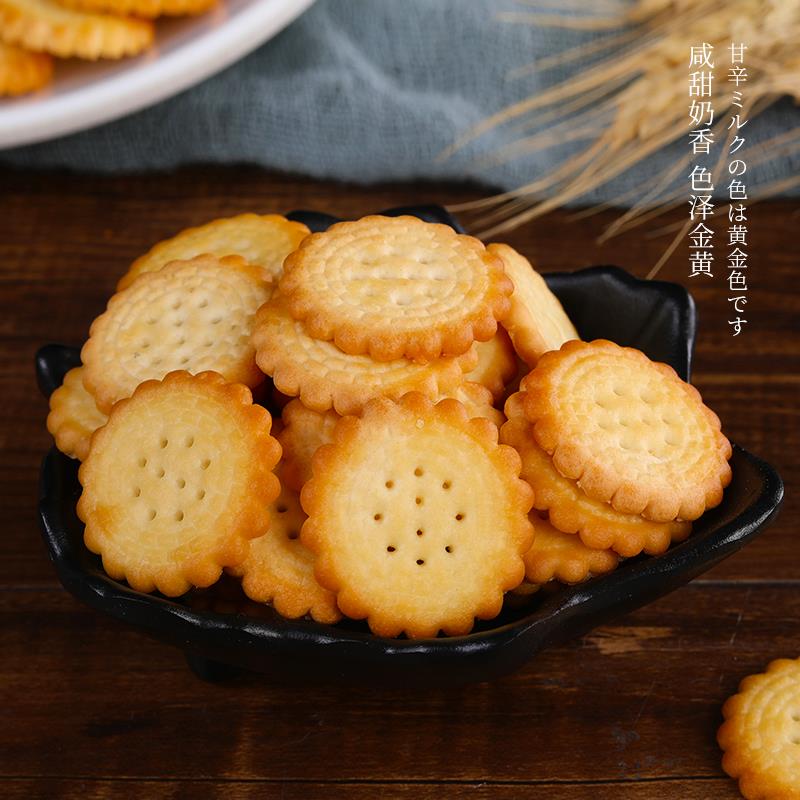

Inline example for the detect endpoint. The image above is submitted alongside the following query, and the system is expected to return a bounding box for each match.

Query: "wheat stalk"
[445,0,800,276]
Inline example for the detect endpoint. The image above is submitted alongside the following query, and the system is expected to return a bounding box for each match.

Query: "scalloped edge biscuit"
[487,243,578,366]
[464,326,518,401]
[522,339,732,521]
[0,0,153,59]
[0,40,52,95]
[718,657,800,800]
[279,215,513,362]
[117,214,309,290]
[524,514,619,585]
[300,392,534,638]
[228,467,341,625]
[83,254,270,413]
[78,371,281,597]
[46,366,108,461]
[58,0,215,17]
[253,299,477,416]
[502,391,691,558]
[277,400,340,492]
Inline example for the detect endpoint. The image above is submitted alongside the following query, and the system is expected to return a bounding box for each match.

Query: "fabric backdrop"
[2,0,798,202]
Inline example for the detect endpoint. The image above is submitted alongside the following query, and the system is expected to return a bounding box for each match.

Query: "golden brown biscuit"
[58,0,214,17]
[253,300,477,416]
[279,215,513,362]
[277,400,340,492]
[46,366,108,461]
[464,326,518,401]
[78,371,281,597]
[447,381,505,428]
[523,514,618,585]
[300,393,534,638]
[83,254,270,413]
[117,214,309,290]
[502,392,691,557]
[718,657,800,800]
[229,468,341,624]
[0,0,153,59]
[0,40,51,95]
[488,243,578,366]
[522,339,732,521]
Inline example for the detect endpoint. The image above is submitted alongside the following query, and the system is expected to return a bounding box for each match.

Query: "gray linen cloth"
[2,0,798,201]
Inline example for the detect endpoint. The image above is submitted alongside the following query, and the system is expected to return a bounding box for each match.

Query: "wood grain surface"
[0,167,797,799]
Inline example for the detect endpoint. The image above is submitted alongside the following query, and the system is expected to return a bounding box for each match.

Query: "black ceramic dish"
[37,206,783,685]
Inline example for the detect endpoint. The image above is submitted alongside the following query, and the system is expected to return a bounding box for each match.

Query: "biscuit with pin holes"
[523,514,619,585]
[0,41,52,95]
[502,391,691,557]
[117,214,309,290]
[0,0,153,59]
[253,300,477,416]
[77,371,281,597]
[46,366,108,461]
[522,339,732,521]
[279,215,513,362]
[300,393,534,638]
[58,0,215,18]
[464,326,517,401]
[278,400,340,492]
[718,657,800,800]
[228,467,341,624]
[83,254,270,413]
[488,244,578,366]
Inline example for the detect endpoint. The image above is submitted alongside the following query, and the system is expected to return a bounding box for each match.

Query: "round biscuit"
[464,326,518,401]
[46,366,108,461]
[82,254,270,413]
[118,214,309,290]
[300,393,534,638]
[522,340,732,521]
[77,371,281,597]
[0,40,52,95]
[718,657,800,800]
[278,215,513,362]
[252,300,477,416]
[0,0,153,59]
[58,0,215,17]
[488,243,578,366]
[502,391,691,557]
[278,400,340,493]
[229,468,340,624]
[523,514,619,585]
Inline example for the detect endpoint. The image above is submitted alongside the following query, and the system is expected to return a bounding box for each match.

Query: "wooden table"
[1,167,797,799]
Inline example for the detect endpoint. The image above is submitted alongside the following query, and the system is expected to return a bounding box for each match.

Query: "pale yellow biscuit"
[252,300,477,416]
[502,392,691,558]
[446,381,505,428]
[117,214,309,291]
[718,657,800,800]
[301,393,534,638]
[0,0,153,59]
[58,0,214,17]
[279,215,513,362]
[277,400,340,492]
[488,243,578,366]
[229,468,341,624]
[77,371,281,597]
[0,40,51,95]
[464,326,517,401]
[522,339,732,521]
[523,514,618,585]
[46,366,108,461]
[83,254,270,413]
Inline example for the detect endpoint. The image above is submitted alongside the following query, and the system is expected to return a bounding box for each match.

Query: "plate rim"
[0,0,315,150]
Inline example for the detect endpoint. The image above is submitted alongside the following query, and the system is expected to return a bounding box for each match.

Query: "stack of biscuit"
[0,0,218,96]
[46,210,733,639]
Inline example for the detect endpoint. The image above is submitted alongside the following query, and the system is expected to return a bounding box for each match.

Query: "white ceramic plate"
[0,0,314,149]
